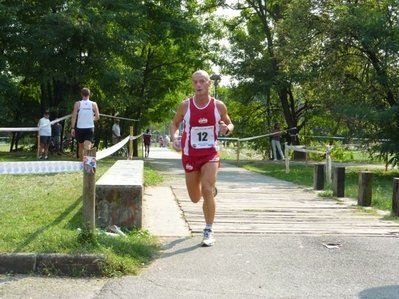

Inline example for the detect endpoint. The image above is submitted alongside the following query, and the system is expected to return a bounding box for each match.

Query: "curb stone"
[0,253,106,275]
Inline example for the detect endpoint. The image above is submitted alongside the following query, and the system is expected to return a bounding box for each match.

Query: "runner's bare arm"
[170,100,188,150]
[70,101,80,137]
[217,101,234,136]
[93,102,100,121]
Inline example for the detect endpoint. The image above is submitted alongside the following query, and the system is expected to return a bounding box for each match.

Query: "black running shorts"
[75,128,94,144]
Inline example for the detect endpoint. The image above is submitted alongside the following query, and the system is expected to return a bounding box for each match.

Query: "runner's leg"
[276,142,285,159]
[185,171,202,203]
[200,162,218,226]
[44,143,49,158]
[38,143,44,158]
[272,139,277,160]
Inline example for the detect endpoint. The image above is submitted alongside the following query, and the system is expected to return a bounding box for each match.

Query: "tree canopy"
[2,0,399,164]
[219,0,399,163]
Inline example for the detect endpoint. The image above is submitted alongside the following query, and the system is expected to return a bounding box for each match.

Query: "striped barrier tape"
[0,161,83,175]
[0,114,72,132]
[0,133,145,175]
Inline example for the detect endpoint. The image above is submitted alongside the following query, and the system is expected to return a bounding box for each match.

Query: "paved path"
[145,147,399,237]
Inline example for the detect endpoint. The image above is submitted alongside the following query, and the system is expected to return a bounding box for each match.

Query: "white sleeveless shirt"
[77,100,95,129]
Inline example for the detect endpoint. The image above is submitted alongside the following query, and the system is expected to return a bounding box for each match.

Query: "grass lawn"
[0,151,163,277]
[0,144,10,152]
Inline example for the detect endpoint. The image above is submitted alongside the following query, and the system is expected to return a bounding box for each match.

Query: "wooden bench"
[95,160,143,229]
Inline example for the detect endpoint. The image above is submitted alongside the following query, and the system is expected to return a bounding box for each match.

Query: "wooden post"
[358,171,373,207]
[333,167,345,197]
[83,147,96,232]
[392,178,399,216]
[128,126,133,160]
[313,163,325,190]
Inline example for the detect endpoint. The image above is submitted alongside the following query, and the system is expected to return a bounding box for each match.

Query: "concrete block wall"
[95,160,144,229]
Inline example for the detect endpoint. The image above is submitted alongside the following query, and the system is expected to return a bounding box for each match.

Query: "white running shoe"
[201,229,215,246]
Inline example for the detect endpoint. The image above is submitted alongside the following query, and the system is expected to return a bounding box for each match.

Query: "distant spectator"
[112,119,121,145]
[165,135,171,147]
[271,123,285,161]
[38,110,51,160]
[143,129,152,157]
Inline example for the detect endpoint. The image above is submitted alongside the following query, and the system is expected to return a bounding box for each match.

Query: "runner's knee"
[190,196,201,203]
[201,185,213,197]
[188,189,202,203]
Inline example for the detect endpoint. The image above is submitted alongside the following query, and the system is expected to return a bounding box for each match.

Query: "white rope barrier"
[285,144,332,184]
[217,127,297,163]
[217,127,297,143]
[0,114,72,132]
[96,133,143,161]
[0,112,139,133]
[301,135,346,140]
[96,136,130,161]
[99,113,139,122]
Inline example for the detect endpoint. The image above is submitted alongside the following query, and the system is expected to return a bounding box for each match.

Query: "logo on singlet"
[198,118,208,124]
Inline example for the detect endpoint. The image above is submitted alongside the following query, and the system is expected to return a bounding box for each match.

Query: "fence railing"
[285,144,332,184]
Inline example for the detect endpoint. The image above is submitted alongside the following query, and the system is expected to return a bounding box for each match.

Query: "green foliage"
[0,0,219,156]
[2,0,399,166]
[330,147,345,161]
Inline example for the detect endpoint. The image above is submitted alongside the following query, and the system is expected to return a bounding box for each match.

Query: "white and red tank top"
[181,97,221,156]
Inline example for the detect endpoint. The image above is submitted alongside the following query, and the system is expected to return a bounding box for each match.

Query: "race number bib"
[190,126,215,149]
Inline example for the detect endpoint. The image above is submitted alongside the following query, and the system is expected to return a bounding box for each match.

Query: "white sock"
[205,224,213,231]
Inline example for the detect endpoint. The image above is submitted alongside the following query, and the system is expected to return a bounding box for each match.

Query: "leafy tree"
[219,0,315,159]
[220,0,399,164]
[0,0,220,155]
[277,0,399,164]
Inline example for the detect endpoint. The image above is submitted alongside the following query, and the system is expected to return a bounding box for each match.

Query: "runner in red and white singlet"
[170,70,234,246]
[180,96,221,172]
